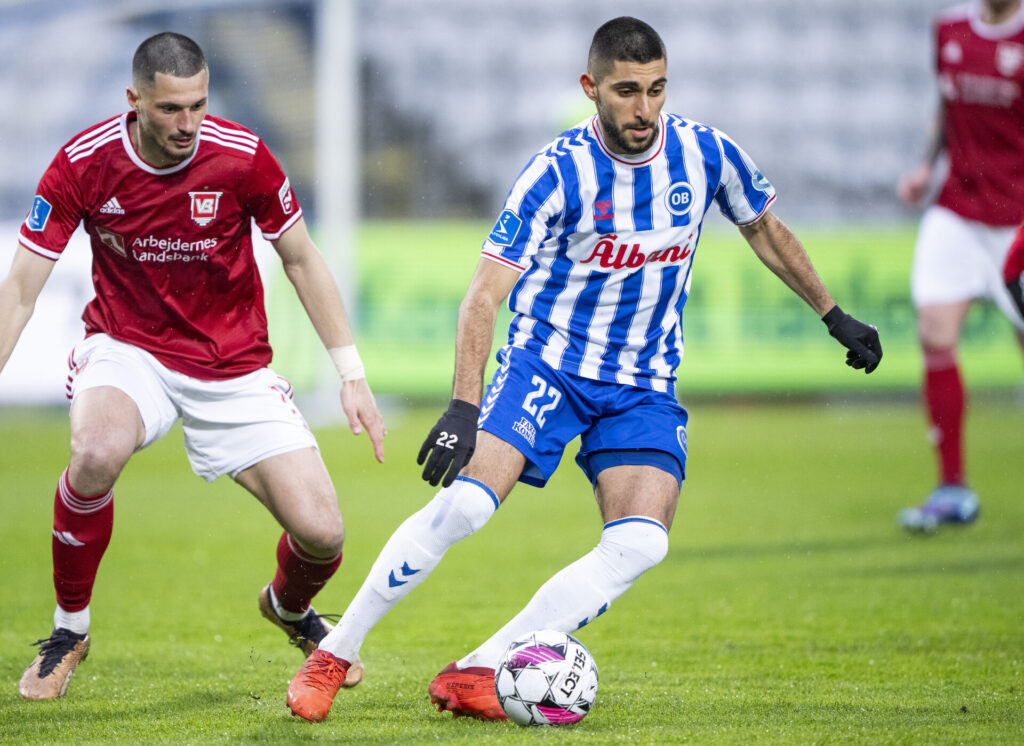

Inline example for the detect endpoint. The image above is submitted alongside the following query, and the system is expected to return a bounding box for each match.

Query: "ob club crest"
[665,182,694,216]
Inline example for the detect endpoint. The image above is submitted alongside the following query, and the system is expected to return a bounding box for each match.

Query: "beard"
[596,101,659,155]
[136,117,198,165]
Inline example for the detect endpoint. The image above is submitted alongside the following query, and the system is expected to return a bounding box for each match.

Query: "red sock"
[52,468,114,612]
[271,532,342,615]
[923,349,965,486]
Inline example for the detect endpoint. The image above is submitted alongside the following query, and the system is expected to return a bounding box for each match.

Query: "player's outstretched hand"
[417,399,480,487]
[822,305,882,374]
[340,378,386,463]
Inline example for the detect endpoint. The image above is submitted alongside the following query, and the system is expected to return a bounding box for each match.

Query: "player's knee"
[69,431,132,492]
[292,519,345,558]
[598,518,669,581]
[438,479,498,537]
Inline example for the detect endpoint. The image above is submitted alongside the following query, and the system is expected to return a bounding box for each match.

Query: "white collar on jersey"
[968,2,1024,40]
[119,112,201,176]
[590,113,666,166]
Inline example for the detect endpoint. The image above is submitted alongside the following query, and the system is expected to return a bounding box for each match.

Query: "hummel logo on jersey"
[99,196,125,215]
[594,200,614,220]
[488,209,523,247]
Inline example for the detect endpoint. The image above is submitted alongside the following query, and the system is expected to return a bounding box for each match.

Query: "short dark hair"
[587,17,666,81]
[132,32,207,87]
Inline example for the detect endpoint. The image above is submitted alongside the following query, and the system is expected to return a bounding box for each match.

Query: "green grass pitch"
[1,399,1022,744]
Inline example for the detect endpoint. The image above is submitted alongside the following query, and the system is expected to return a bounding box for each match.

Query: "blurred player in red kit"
[897,0,1024,532]
[0,32,385,699]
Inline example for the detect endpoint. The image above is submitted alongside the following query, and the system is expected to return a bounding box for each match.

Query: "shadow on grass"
[674,535,900,562]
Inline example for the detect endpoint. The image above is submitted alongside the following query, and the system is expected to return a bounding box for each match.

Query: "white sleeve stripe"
[481,251,527,272]
[197,127,258,147]
[201,120,259,144]
[65,119,120,155]
[200,125,260,147]
[68,131,121,163]
[199,134,257,155]
[261,208,303,240]
[19,235,61,260]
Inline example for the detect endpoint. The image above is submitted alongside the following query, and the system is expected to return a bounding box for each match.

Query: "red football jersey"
[935,4,1024,225]
[18,113,302,379]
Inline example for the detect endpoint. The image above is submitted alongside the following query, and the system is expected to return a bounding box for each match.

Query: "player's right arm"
[451,258,521,407]
[0,246,56,374]
[417,258,520,487]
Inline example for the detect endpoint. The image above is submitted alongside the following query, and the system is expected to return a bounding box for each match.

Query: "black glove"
[417,399,480,487]
[822,305,882,374]
[1007,276,1024,322]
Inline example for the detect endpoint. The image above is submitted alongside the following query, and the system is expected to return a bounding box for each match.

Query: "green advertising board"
[266,221,1022,400]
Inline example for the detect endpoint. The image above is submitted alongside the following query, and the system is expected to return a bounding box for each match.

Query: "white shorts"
[911,205,1024,330]
[66,334,318,482]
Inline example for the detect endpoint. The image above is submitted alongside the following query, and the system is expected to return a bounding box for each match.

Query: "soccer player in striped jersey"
[896,0,1024,533]
[287,17,881,723]
[1,32,385,700]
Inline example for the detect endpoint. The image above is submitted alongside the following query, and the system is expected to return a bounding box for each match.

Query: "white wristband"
[328,345,365,382]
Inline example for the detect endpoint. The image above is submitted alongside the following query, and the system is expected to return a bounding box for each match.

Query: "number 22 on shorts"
[522,375,562,427]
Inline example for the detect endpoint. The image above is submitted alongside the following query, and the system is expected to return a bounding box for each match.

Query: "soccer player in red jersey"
[0,32,385,699]
[897,0,1024,532]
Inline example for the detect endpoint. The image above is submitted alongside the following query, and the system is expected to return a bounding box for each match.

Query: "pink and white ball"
[494,629,599,726]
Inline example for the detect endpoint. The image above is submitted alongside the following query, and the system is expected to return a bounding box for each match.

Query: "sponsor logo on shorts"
[512,416,537,447]
[26,195,52,231]
[676,425,688,455]
[189,191,222,226]
[488,210,523,247]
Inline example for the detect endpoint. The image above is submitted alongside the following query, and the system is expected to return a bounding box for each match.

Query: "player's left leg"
[456,463,678,678]
[178,368,353,671]
[234,448,354,668]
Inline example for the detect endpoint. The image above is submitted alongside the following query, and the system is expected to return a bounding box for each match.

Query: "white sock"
[319,477,498,662]
[458,516,668,670]
[54,604,90,635]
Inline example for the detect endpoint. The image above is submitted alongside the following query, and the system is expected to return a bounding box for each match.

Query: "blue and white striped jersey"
[482,113,776,394]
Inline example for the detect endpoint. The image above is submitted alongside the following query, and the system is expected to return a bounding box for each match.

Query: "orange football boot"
[428,661,508,721]
[287,648,351,722]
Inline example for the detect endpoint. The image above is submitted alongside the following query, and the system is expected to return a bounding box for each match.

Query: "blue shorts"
[478,347,688,488]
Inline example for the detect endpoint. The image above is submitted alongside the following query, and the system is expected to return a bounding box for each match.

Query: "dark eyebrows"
[156,97,208,110]
[611,76,667,91]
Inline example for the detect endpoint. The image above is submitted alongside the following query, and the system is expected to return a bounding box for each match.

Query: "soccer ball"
[494,629,598,726]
